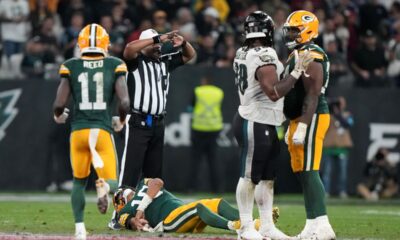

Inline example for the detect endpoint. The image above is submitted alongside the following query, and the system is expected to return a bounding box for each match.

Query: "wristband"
[297,122,308,132]
[137,194,153,212]
[181,40,187,48]
[152,35,161,44]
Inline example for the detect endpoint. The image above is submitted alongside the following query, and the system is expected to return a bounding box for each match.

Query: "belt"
[130,110,165,127]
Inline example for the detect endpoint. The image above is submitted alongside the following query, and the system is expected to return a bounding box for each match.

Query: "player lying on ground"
[112,178,279,233]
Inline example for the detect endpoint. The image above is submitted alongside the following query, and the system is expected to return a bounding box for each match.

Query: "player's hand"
[54,108,69,124]
[292,122,307,145]
[284,127,289,145]
[159,30,178,43]
[112,116,125,132]
[291,50,314,79]
[133,211,148,231]
[171,34,184,47]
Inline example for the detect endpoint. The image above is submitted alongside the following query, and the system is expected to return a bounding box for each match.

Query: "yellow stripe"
[313,114,330,170]
[59,64,70,75]
[115,63,127,73]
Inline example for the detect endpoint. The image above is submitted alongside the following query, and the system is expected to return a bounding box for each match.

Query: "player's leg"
[205,131,221,193]
[196,202,231,230]
[251,124,289,239]
[142,123,164,179]
[289,114,335,239]
[233,113,262,240]
[119,124,150,187]
[92,129,119,214]
[70,129,92,240]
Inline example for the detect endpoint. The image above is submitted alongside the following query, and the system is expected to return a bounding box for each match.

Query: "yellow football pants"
[163,198,221,233]
[288,114,330,172]
[70,128,117,180]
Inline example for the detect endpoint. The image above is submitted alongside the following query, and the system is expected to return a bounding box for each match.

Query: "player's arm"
[131,178,164,231]
[292,61,323,145]
[256,50,313,101]
[114,75,130,123]
[123,31,177,60]
[52,78,70,124]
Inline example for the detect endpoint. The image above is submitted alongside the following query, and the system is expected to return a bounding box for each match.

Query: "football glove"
[292,122,307,145]
[54,108,69,124]
[112,116,125,132]
[290,50,314,79]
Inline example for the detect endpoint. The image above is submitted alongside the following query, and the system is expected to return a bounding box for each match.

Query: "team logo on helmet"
[302,15,314,22]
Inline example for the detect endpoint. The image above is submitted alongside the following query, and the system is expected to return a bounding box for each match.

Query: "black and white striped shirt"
[126,51,184,115]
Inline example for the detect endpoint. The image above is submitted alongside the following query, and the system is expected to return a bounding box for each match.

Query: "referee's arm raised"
[171,34,196,63]
[123,31,178,60]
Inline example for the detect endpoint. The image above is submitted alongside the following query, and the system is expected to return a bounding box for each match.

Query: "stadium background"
[0,0,400,195]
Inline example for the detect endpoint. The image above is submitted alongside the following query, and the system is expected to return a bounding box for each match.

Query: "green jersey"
[283,44,330,120]
[117,179,184,229]
[59,56,127,133]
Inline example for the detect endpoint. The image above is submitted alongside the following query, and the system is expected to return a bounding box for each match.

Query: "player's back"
[119,179,184,228]
[59,56,126,132]
[283,43,330,120]
[233,46,285,126]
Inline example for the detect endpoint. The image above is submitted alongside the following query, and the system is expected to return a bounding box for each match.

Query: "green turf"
[0,194,400,239]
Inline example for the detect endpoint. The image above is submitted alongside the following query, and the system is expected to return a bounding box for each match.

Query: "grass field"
[0,193,400,239]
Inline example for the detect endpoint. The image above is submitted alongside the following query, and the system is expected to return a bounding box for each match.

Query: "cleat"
[238,225,264,240]
[108,218,121,230]
[95,178,110,214]
[74,223,87,240]
[260,225,291,240]
[228,220,242,231]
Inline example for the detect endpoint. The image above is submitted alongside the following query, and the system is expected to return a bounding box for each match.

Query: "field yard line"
[361,209,400,216]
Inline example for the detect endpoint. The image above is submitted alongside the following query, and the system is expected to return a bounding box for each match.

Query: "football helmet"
[77,23,110,56]
[244,11,274,44]
[112,187,135,213]
[283,10,319,49]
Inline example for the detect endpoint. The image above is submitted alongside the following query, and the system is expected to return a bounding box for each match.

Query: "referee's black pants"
[119,113,165,188]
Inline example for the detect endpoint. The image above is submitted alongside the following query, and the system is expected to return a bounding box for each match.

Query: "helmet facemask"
[283,26,303,49]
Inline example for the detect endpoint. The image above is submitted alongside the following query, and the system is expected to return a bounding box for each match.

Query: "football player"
[52,23,130,240]
[113,178,279,233]
[282,10,336,239]
[232,11,313,240]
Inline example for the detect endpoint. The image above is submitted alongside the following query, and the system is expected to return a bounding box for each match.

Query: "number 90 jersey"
[233,46,285,126]
[59,56,127,133]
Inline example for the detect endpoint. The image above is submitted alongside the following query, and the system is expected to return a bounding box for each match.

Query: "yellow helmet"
[283,10,319,49]
[77,24,110,56]
[113,187,135,213]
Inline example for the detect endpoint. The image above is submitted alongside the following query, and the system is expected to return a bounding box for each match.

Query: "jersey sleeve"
[114,59,128,78]
[253,47,280,68]
[59,63,71,79]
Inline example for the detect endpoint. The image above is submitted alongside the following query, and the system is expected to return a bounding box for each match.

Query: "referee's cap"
[139,28,159,40]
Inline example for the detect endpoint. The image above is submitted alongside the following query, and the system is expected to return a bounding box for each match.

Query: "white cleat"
[74,227,87,240]
[294,223,335,240]
[238,226,264,240]
[260,226,292,240]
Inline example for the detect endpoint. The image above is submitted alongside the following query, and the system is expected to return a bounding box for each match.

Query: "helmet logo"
[302,15,314,22]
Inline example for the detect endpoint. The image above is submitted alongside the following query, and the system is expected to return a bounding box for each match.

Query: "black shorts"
[233,112,280,184]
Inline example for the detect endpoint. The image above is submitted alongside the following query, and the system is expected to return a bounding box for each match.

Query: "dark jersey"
[117,179,184,228]
[283,44,330,120]
[59,56,127,133]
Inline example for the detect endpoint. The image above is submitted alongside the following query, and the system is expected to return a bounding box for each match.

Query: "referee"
[119,29,196,187]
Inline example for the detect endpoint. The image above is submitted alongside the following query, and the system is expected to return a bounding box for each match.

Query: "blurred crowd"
[2,0,400,85]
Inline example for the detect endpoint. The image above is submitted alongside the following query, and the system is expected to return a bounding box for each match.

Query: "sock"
[106,179,118,193]
[196,203,229,230]
[299,171,327,219]
[75,222,86,232]
[255,180,274,231]
[236,177,255,227]
[217,199,240,221]
[71,178,88,223]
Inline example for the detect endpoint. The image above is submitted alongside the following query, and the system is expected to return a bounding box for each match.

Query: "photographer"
[357,148,398,201]
[322,96,353,198]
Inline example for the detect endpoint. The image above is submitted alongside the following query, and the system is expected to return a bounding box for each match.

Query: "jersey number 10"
[78,72,107,110]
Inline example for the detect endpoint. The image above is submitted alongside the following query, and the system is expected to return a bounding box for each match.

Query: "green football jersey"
[283,44,330,120]
[59,56,127,133]
[117,179,184,229]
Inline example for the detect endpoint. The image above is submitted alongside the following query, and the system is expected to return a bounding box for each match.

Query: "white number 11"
[78,72,106,110]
